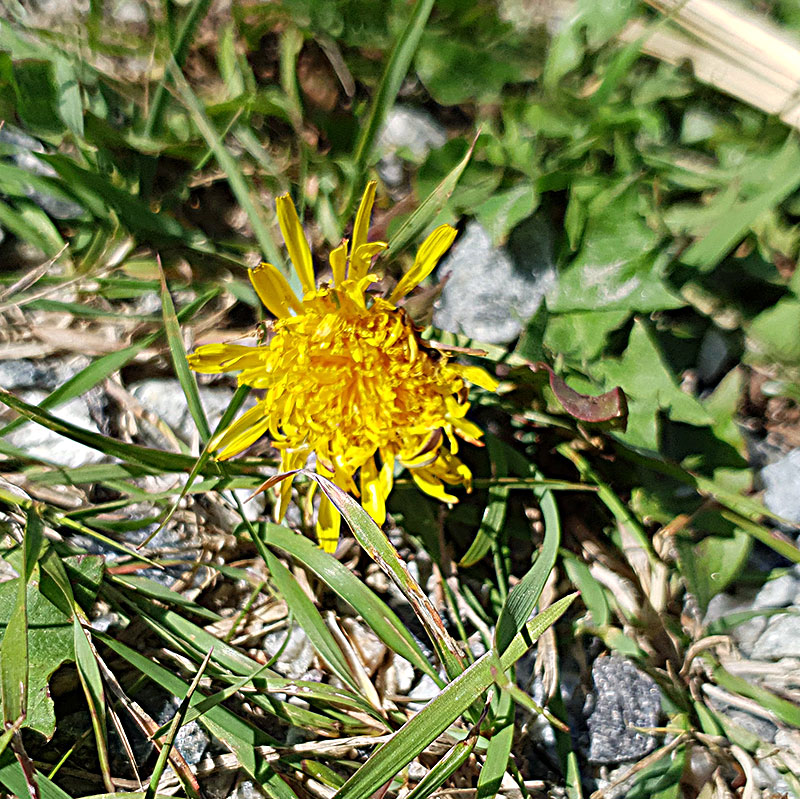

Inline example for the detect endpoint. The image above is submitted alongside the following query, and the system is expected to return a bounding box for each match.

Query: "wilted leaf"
[528,361,628,427]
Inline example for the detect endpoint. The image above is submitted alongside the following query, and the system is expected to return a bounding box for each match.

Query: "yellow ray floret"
[188,182,495,553]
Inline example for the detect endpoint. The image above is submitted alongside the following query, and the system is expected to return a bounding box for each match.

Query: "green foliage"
[1,0,800,795]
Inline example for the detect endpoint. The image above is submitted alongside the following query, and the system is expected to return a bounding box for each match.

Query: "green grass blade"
[144,0,213,138]
[263,547,359,693]
[386,133,477,257]
[460,437,509,567]
[494,488,560,655]
[158,260,212,443]
[94,633,278,785]
[0,288,218,438]
[346,0,435,215]
[145,649,211,799]
[303,470,466,681]
[476,688,515,799]
[403,715,482,799]
[332,594,578,799]
[167,59,284,268]
[261,523,441,683]
[710,658,800,728]
[73,618,114,794]
[0,750,72,799]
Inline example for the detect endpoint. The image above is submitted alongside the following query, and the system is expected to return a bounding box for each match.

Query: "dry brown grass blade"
[627,0,800,130]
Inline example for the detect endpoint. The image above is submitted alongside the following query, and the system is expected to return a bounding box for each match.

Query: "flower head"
[189,182,497,552]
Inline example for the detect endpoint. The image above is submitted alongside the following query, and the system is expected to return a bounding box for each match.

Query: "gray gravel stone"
[0,357,90,391]
[407,672,440,712]
[753,574,799,609]
[433,216,557,344]
[376,107,446,189]
[5,390,105,467]
[155,699,209,765]
[751,612,800,659]
[761,448,800,525]
[378,106,446,159]
[130,378,238,445]
[587,655,661,764]
[262,623,315,679]
[0,125,84,219]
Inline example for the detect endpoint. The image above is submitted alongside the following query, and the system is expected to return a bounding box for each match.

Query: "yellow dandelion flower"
[189,182,498,553]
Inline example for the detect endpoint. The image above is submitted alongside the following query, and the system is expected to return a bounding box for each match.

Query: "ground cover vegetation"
[1,0,800,797]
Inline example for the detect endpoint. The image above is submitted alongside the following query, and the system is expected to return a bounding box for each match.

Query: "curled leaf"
[528,362,628,429]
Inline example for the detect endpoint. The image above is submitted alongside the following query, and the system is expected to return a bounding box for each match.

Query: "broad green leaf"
[0,578,72,737]
[0,507,43,725]
[549,188,682,314]
[592,319,713,449]
[675,529,751,612]
[682,134,800,271]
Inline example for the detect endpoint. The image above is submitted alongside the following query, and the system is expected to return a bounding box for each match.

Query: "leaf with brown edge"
[528,362,628,429]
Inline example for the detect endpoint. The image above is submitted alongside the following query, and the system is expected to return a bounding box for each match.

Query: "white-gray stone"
[130,379,238,445]
[433,217,557,344]
[761,448,800,524]
[391,653,415,694]
[262,623,315,679]
[407,672,440,712]
[5,390,105,467]
[378,106,446,161]
[753,574,799,610]
[751,613,800,660]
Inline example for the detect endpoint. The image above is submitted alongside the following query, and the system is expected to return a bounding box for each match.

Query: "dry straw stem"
[622,0,800,130]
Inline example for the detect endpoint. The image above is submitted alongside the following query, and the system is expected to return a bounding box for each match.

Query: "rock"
[4,390,106,467]
[262,623,314,679]
[433,216,557,344]
[109,0,148,25]
[378,106,446,159]
[391,653,415,694]
[155,699,210,766]
[377,106,446,189]
[587,655,661,764]
[232,782,270,799]
[751,613,800,659]
[753,574,799,609]
[761,448,800,525]
[0,356,90,391]
[407,672,440,713]
[341,618,387,675]
[0,125,84,219]
[130,379,239,446]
